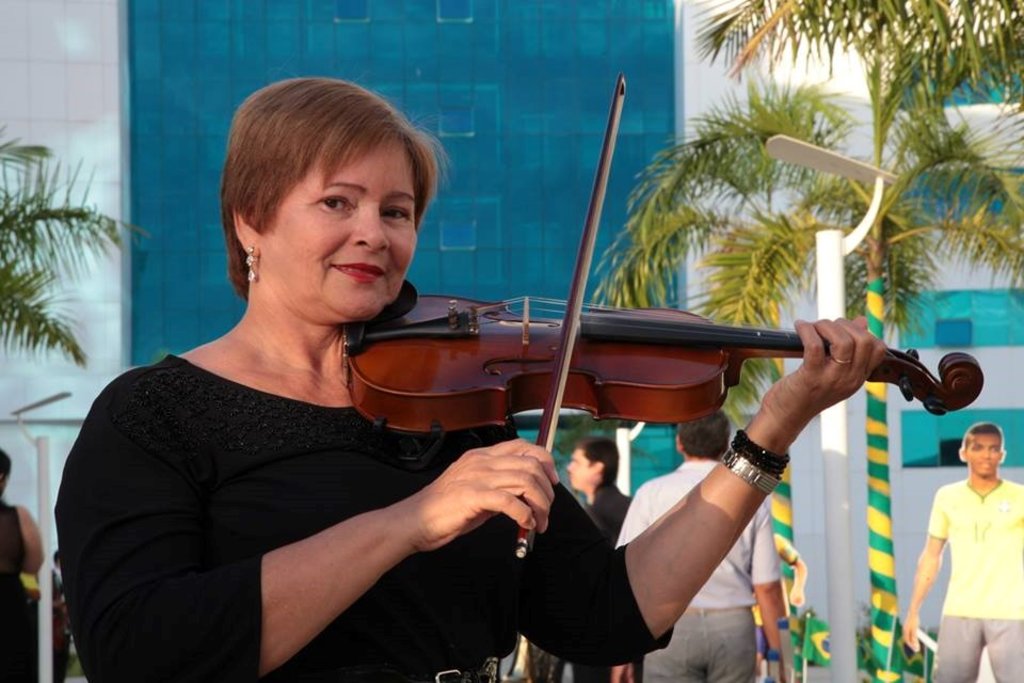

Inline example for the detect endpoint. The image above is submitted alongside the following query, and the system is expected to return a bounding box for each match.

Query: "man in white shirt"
[618,411,787,683]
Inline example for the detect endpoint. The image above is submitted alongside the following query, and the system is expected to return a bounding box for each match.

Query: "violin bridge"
[447,299,459,329]
[522,297,530,347]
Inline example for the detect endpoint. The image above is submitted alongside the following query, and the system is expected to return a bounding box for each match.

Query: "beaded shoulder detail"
[108,357,515,473]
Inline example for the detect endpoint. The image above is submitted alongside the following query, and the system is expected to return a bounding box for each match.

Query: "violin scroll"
[935,352,985,412]
[872,349,983,416]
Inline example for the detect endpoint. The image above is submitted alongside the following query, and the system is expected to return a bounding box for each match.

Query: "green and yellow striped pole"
[768,359,804,679]
[866,278,901,682]
[772,468,805,680]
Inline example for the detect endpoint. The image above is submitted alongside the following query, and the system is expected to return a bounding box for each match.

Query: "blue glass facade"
[127,0,676,365]
[902,408,1024,468]
[902,289,1024,349]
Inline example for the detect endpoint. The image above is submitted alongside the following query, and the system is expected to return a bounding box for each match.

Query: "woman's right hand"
[397,438,559,552]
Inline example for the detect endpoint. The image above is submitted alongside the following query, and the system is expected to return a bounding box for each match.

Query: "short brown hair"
[220,77,443,298]
[676,410,731,460]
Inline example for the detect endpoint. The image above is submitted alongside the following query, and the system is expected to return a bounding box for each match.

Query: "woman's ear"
[234,211,258,248]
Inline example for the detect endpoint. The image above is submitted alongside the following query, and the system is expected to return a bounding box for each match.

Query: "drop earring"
[246,245,258,283]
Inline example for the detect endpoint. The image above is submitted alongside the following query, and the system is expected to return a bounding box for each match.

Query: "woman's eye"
[323,197,351,210]
[384,207,413,221]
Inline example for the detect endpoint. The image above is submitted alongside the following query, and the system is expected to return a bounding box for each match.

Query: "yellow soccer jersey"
[928,479,1024,619]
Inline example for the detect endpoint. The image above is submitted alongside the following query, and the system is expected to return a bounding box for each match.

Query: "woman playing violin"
[55,77,887,683]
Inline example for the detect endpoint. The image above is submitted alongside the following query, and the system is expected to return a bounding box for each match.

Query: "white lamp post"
[766,136,895,683]
[614,421,646,496]
[12,391,72,683]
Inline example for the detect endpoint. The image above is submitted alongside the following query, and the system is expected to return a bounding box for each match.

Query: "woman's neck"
[228,304,348,376]
[185,306,354,407]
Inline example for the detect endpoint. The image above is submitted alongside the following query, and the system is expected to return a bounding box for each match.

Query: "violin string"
[494,297,801,348]
[473,300,913,384]
[485,298,907,358]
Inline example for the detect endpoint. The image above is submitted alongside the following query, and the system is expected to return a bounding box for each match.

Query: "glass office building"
[127,0,677,365]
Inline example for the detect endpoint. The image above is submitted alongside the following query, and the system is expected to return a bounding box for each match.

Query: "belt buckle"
[435,669,463,683]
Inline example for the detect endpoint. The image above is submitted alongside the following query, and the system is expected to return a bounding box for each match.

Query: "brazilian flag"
[894,621,935,683]
[802,615,831,667]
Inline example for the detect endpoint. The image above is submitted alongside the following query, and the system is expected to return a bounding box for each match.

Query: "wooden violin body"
[344,294,984,434]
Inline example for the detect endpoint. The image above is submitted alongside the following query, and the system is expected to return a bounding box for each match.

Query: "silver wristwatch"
[722,448,780,494]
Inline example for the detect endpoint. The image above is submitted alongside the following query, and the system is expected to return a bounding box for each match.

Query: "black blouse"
[55,356,666,682]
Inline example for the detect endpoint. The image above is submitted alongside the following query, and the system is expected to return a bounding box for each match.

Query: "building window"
[437,0,473,22]
[335,0,369,22]
[902,289,1024,348]
[439,107,474,137]
[938,438,964,467]
[902,408,1023,467]
[935,318,972,346]
[441,220,476,250]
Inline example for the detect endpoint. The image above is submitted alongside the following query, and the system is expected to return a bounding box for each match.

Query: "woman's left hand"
[751,317,887,451]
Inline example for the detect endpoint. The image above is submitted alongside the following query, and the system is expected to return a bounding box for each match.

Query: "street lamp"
[766,135,895,683]
[12,390,71,683]
[614,421,646,495]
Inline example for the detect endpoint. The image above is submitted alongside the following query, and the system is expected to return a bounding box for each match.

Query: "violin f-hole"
[484,357,554,376]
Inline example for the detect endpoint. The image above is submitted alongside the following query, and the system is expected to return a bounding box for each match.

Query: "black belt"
[300,657,500,683]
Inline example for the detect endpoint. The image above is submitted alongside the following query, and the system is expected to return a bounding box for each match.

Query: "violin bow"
[515,74,626,558]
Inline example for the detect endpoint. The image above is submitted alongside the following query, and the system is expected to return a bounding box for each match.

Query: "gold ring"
[830,356,853,365]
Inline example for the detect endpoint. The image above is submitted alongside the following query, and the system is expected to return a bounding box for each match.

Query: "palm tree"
[597,80,868,417]
[599,2,1024,680]
[0,131,121,366]
[698,5,1024,682]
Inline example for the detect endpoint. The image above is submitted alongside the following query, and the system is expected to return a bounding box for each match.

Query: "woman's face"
[246,143,418,324]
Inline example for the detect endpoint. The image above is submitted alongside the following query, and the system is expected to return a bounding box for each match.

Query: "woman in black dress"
[0,448,43,683]
[55,77,886,683]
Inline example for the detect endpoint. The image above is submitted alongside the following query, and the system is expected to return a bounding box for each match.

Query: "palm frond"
[0,128,50,169]
[0,133,123,365]
[887,106,1024,290]
[696,0,802,75]
[904,0,1024,98]
[876,222,938,336]
[698,0,1024,98]
[0,159,120,278]
[598,82,854,309]
[695,212,816,326]
[595,207,731,308]
[929,218,1024,288]
[0,262,86,365]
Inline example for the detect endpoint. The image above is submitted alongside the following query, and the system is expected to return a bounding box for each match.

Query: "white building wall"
[677,0,1024,631]
[0,0,125,545]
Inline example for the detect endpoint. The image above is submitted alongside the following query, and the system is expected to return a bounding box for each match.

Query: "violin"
[344,73,982,558]
[343,291,984,435]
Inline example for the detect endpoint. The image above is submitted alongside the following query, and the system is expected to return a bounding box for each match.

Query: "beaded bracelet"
[731,429,790,477]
